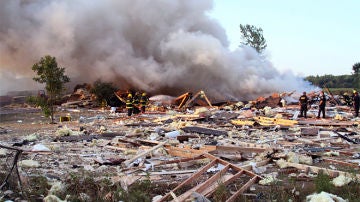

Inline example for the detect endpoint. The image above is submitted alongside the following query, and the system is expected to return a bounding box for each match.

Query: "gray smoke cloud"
[0,0,313,100]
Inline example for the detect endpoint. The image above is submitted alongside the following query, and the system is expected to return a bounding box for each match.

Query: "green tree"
[239,24,267,53]
[90,79,118,106]
[32,55,70,123]
[353,62,360,88]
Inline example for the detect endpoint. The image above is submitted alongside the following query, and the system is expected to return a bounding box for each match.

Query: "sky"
[209,0,360,76]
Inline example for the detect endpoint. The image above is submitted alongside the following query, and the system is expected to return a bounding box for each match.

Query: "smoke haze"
[0,0,313,100]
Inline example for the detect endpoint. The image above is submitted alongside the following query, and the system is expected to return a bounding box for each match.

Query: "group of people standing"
[126,92,149,116]
[299,90,359,119]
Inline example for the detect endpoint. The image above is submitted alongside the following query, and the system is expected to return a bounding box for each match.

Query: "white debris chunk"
[0,149,7,157]
[276,158,288,169]
[306,191,348,202]
[25,133,39,141]
[48,181,66,196]
[194,107,210,117]
[32,144,51,152]
[286,152,313,165]
[299,155,313,165]
[249,162,266,174]
[152,195,163,202]
[259,176,277,185]
[55,126,74,137]
[19,160,40,168]
[44,195,70,202]
[165,130,181,138]
[323,151,340,156]
[287,152,299,163]
[332,174,353,187]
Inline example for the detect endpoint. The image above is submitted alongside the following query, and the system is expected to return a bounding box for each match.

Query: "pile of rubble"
[0,90,359,201]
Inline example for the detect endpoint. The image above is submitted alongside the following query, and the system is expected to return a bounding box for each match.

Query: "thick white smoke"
[0,0,313,100]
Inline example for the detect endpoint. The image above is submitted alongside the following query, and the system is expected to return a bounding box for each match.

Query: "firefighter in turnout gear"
[126,93,133,116]
[140,92,149,113]
[132,92,141,114]
[299,92,308,118]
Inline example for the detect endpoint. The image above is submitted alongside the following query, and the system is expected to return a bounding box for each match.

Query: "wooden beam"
[215,145,270,153]
[175,164,231,201]
[159,158,218,202]
[121,141,167,168]
[286,162,360,179]
[322,158,360,168]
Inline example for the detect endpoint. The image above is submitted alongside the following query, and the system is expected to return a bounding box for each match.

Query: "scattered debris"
[1,89,360,201]
[306,191,348,202]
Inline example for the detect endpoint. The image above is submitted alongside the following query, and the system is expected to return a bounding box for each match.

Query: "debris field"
[0,89,360,202]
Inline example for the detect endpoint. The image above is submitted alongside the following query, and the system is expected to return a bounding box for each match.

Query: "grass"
[1,161,359,201]
[314,171,334,193]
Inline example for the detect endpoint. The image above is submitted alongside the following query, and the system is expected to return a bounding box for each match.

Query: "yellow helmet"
[142,92,146,96]
[127,94,132,98]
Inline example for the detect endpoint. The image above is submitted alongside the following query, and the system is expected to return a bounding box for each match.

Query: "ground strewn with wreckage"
[1,93,360,201]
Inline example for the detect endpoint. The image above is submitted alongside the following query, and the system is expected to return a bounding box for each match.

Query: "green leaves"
[32,55,70,123]
[239,24,267,53]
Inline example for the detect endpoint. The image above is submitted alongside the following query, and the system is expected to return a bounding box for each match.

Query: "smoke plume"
[0,0,313,100]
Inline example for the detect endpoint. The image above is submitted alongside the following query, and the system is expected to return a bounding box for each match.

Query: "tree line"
[305,74,359,88]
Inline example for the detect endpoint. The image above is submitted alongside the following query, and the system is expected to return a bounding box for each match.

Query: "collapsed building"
[0,86,359,201]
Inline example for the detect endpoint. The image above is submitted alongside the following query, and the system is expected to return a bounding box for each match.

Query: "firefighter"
[342,92,352,106]
[317,91,326,119]
[298,92,308,118]
[353,91,359,117]
[132,92,140,114]
[126,93,133,116]
[140,92,149,113]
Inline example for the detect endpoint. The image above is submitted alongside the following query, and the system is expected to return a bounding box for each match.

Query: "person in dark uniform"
[132,92,140,114]
[353,91,359,117]
[299,92,308,118]
[317,91,326,118]
[126,93,133,116]
[140,92,149,113]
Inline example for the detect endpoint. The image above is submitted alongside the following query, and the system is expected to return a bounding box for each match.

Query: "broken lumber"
[181,126,227,136]
[121,141,167,168]
[333,131,358,144]
[159,153,261,202]
[165,145,216,158]
[285,162,360,179]
[322,158,360,168]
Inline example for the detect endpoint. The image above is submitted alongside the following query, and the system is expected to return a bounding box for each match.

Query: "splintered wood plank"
[159,159,218,202]
[202,174,234,196]
[204,170,245,197]
[286,162,360,179]
[175,164,231,201]
[203,153,259,177]
[160,153,261,202]
[215,145,270,153]
[301,128,320,136]
[165,145,216,158]
[157,155,205,166]
[122,141,167,168]
[181,126,228,136]
[322,158,360,168]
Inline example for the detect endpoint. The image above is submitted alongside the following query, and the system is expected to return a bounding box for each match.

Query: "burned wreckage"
[0,86,360,201]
